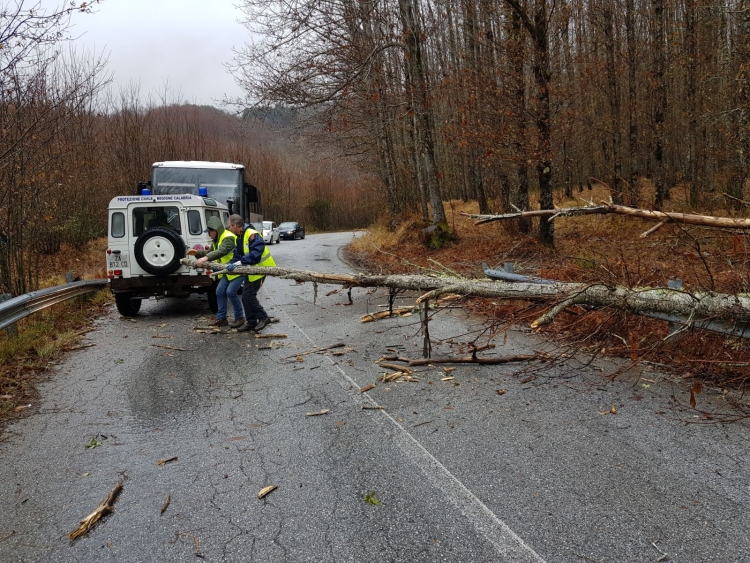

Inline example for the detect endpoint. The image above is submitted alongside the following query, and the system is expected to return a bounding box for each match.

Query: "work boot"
[229,318,246,329]
[208,317,228,327]
[253,317,270,332]
[237,320,257,332]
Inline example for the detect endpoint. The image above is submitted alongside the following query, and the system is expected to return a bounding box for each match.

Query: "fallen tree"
[462,202,750,232]
[181,258,750,329]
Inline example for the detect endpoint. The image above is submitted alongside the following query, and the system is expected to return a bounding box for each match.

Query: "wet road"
[1,231,749,562]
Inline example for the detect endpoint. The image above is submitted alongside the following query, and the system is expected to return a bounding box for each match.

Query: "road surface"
[1,231,749,562]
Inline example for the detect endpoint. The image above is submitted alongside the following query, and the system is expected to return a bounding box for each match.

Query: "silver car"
[261,221,280,244]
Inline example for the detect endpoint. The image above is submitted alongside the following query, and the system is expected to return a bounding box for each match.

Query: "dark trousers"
[241,278,268,321]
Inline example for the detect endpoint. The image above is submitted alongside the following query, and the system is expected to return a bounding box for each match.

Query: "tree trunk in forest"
[504,0,554,245]
[559,0,574,201]
[685,0,700,207]
[735,0,750,203]
[506,5,530,234]
[531,0,554,245]
[460,0,490,214]
[602,0,623,205]
[625,0,640,205]
[398,0,447,226]
[652,0,669,207]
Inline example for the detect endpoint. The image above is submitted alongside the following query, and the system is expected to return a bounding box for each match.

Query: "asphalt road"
[1,231,749,562]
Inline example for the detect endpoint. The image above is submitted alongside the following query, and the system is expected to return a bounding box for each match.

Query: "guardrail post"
[0,293,17,337]
[503,263,514,274]
[65,272,74,283]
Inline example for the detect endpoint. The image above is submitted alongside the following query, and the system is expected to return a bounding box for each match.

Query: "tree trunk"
[735,0,750,203]
[504,0,554,245]
[625,0,639,206]
[184,259,750,327]
[602,0,623,205]
[506,4,530,233]
[398,0,447,226]
[652,0,669,207]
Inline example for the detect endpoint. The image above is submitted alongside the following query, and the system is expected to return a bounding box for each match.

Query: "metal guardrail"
[0,279,108,332]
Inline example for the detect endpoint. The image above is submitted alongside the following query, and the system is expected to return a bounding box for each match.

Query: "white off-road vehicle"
[106,189,229,316]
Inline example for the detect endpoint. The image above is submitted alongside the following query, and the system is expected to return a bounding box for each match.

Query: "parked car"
[262,221,280,244]
[278,221,305,240]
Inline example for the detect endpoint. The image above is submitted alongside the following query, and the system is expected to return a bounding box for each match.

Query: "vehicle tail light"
[204,245,210,250]
[107,269,114,280]
[107,248,112,254]
[113,269,123,276]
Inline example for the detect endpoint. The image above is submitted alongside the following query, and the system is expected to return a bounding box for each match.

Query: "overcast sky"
[66,0,250,106]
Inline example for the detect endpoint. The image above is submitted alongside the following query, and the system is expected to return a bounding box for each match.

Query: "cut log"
[181,258,750,328]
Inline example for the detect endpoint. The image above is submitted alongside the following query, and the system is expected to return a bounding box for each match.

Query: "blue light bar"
[141,188,151,195]
[198,186,208,197]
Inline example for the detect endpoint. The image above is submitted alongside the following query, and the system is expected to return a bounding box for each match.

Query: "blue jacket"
[232,224,266,265]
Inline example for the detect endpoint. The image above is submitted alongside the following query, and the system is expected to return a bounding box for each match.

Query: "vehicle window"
[221,212,229,225]
[133,206,181,236]
[205,209,221,225]
[187,210,202,235]
[263,221,272,230]
[251,222,263,232]
[111,212,125,238]
[279,222,295,229]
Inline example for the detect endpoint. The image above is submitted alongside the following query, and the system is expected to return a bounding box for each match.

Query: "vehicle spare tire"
[134,227,185,276]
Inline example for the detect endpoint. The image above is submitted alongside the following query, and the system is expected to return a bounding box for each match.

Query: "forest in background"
[234,0,750,245]
[0,3,382,296]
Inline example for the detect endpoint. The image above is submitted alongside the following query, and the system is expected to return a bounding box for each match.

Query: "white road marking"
[276,302,546,563]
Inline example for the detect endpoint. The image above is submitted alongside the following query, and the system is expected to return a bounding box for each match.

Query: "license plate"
[109,253,129,269]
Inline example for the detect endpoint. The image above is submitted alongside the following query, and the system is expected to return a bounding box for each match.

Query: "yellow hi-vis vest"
[214,229,239,280]
[241,227,276,282]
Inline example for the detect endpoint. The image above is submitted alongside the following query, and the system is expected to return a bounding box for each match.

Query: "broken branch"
[281,342,345,360]
[406,354,537,366]
[463,203,750,229]
[68,481,123,540]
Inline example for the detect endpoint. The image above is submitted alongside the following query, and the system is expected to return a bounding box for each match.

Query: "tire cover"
[134,227,185,276]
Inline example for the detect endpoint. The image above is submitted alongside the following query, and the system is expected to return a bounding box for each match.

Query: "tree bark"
[652,0,669,207]
[183,259,750,326]
[504,0,554,245]
[735,0,750,202]
[398,0,447,226]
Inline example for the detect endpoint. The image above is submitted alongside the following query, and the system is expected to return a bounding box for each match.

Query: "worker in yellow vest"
[225,214,276,332]
[191,216,244,328]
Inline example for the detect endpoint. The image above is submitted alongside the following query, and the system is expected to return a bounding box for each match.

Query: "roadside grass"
[0,239,111,427]
[346,184,750,392]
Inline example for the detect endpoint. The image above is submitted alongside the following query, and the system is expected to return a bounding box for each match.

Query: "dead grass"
[40,238,109,287]
[0,238,111,428]
[345,185,750,390]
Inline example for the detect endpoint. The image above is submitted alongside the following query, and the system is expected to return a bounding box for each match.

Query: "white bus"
[141,161,263,224]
